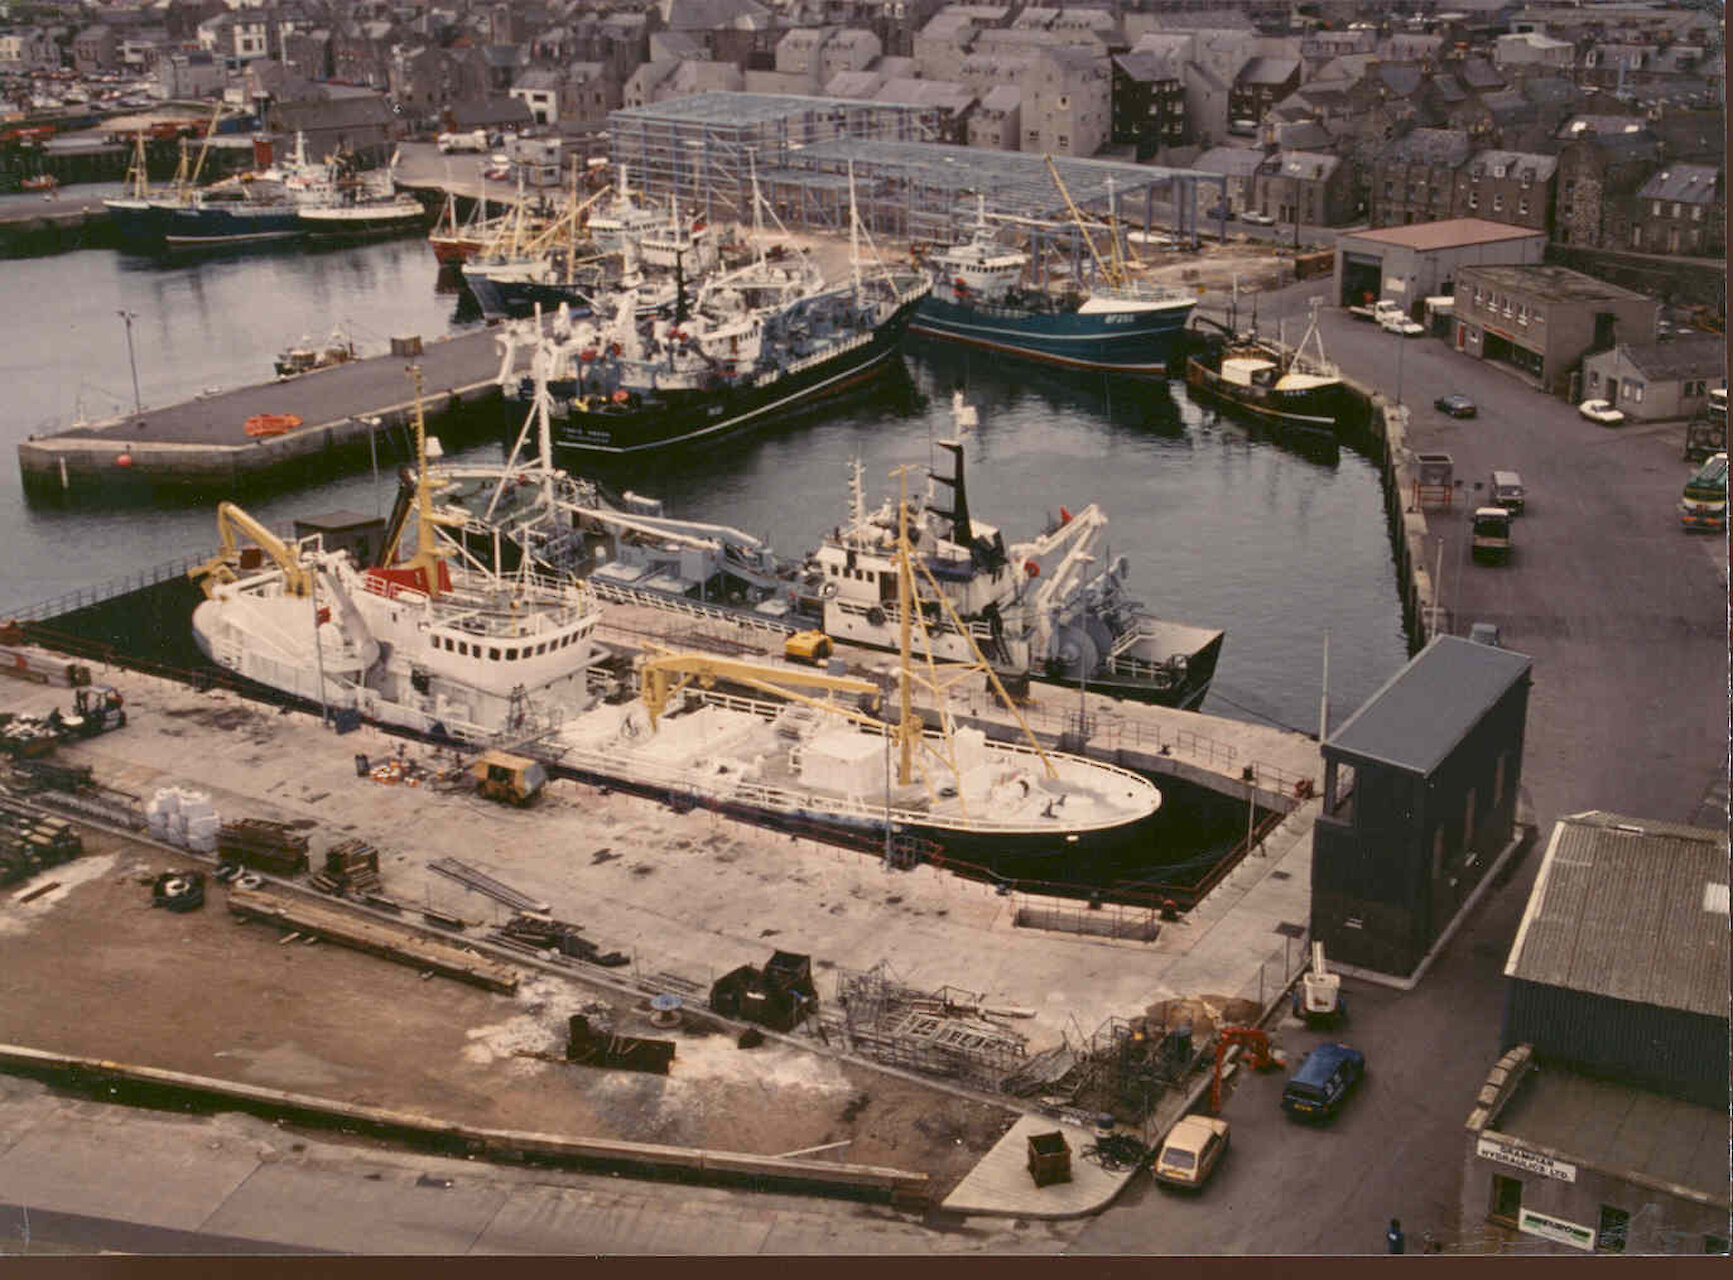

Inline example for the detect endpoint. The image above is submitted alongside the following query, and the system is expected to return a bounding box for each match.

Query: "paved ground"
[1073,278,1731,1255]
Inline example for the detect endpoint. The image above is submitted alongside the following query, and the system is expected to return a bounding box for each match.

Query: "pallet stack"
[217,818,311,876]
[309,838,382,896]
[0,798,83,887]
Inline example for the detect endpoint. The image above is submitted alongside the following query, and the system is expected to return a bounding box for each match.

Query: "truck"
[436,129,488,154]
[1349,299,1406,324]
[1471,506,1513,563]
[471,750,547,806]
[1679,451,1727,532]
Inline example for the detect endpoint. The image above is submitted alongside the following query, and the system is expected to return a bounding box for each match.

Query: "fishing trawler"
[545,167,929,458]
[189,370,1161,869]
[1184,299,1347,437]
[910,183,1196,375]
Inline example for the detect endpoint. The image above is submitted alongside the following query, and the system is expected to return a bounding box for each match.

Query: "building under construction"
[606,93,1227,267]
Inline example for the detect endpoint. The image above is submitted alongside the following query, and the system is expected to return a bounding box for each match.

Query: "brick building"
[1454,264,1657,396]
[1627,164,1724,256]
[1453,149,1557,232]
[1372,127,1471,228]
[1554,123,1661,248]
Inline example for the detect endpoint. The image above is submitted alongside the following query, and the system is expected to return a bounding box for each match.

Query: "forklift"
[62,685,126,740]
[470,750,548,806]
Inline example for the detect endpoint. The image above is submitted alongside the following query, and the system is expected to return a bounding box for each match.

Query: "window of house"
[1468,192,1479,209]
[1057,135,1069,149]
[1493,193,1504,211]
[1384,179,1393,195]
[1690,228,1701,249]
[1490,1176,1522,1224]
[1518,198,1529,215]
[1691,206,1703,222]
[1653,200,1663,216]
[1564,178,1575,193]
[1671,202,1681,217]
[1588,370,1600,388]
[1472,286,1482,304]
[1598,1206,1630,1254]
[1631,225,1643,248]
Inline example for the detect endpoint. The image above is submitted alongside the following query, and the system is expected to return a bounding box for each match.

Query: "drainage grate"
[1274,921,1306,938]
[1269,870,1292,881]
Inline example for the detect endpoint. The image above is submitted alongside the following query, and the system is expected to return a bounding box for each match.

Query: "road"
[1075,278,1729,1255]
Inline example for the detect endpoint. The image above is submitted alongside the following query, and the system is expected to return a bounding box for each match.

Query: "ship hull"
[102,196,167,246]
[910,294,1194,374]
[160,202,303,246]
[299,203,425,238]
[550,292,924,458]
[461,266,597,321]
[1184,354,1345,435]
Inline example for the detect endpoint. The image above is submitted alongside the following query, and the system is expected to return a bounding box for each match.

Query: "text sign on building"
[1476,1135,1577,1183]
[1518,1207,1596,1252]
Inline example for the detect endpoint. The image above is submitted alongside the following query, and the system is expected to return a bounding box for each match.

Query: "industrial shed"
[1501,811,1730,1109]
[1333,218,1546,313]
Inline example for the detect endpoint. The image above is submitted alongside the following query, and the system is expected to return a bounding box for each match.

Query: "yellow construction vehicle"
[470,750,548,806]
[783,630,834,665]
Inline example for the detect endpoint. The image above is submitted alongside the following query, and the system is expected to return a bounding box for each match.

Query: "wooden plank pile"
[309,838,382,896]
[0,798,82,887]
[497,912,630,967]
[218,818,310,876]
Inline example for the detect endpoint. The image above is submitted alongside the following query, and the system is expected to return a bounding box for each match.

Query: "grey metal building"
[1333,218,1546,313]
[1460,813,1731,1255]
[1312,636,1533,979]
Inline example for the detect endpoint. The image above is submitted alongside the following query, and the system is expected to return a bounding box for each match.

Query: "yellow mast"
[384,366,464,598]
[1043,154,1118,288]
[893,465,918,786]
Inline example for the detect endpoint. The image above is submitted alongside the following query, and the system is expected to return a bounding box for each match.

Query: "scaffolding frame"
[607,93,1229,271]
[829,961,1029,1089]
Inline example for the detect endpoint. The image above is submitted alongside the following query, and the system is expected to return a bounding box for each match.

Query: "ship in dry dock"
[188,370,1161,874]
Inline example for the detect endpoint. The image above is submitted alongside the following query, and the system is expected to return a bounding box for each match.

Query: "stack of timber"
[218,818,311,876]
[226,887,520,993]
[310,838,382,896]
[495,912,629,967]
[0,798,82,887]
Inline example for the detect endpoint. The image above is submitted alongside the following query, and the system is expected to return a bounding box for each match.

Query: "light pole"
[117,309,142,415]
[1395,323,1406,407]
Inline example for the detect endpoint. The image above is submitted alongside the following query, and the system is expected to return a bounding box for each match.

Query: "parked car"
[482,154,513,180]
[436,129,488,154]
[1579,398,1626,426]
[1281,1043,1365,1121]
[1152,1115,1231,1189]
[1379,311,1426,337]
[1434,393,1477,418]
[1468,622,1503,647]
[1239,210,1276,226]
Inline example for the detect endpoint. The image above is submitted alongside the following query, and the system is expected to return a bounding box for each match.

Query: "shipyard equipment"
[1292,941,1346,1026]
[471,750,547,805]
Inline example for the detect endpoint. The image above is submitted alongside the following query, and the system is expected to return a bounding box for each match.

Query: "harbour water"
[0,240,1410,736]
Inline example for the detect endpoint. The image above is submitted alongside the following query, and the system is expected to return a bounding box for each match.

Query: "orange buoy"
[612,389,629,404]
[115,452,133,467]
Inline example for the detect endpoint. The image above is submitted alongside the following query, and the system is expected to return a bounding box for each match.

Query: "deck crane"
[636,647,881,732]
[1043,155,1128,289]
[1010,503,1111,670]
[189,502,315,599]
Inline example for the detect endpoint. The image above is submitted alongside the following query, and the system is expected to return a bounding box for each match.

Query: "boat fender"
[1024,560,1040,577]
[866,606,887,628]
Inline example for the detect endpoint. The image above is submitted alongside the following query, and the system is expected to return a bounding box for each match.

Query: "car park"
[1578,398,1626,426]
[1434,394,1477,418]
[1152,1115,1231,1189]
[1379,312,1425,337]
[1281,1043,1365,1121]
[1240,210,1276,225]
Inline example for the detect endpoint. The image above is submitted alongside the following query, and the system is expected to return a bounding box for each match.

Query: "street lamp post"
[117,309,142,415]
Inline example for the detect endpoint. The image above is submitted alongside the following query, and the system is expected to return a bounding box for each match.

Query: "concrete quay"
[16,324,506,500]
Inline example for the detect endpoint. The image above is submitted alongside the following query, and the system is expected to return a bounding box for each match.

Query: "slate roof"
[1276,120,1332,150]
[1611,334,1726,382]
[1467,149,1558,181]
[272,96,396,132]
[1383,126,1471,167]
[1430,74,1466,104]
[664,0,770,30]
[978,83,1020,112]
[1236,55,1299,87]
[825,69,882,97]
[1326,634,1532,777]
[1519,76,1577,109]
[513,67,562,91]
[1459,56,1504,89]
[1637,163,1721,203]
[1274,149,1338,181]
[1114,49,1180,83]
[1193,145,1267,178]
[875,76,973,112]
[1377,63,1423,97]
[1505,811,1729,1019]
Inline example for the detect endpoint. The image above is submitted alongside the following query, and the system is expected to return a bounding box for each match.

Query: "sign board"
[1385,277,1407,294]
[1518,1207,1596,1252]
[1478,1135,1578,1183]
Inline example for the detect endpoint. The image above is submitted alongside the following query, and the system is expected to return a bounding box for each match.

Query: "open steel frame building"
[607,93,1227,274]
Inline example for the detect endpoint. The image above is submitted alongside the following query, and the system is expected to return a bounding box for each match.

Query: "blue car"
[1281,1043,1365,1121]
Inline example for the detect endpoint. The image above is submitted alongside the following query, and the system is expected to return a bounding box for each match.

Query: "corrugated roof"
[1325,635,1531,776]
[1637,163,1721,203]
[1505,811,1730,1019]
[1340,217,1545,251]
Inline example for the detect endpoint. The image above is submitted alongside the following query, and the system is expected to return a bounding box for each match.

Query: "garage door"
[1341,252,1381,307]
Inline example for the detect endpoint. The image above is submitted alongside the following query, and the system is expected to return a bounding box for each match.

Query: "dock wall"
[17,383,505,502]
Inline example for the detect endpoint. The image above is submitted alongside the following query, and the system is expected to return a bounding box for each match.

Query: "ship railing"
[2,550,218,623]
[829,597,991,642]
[587,579,801,636]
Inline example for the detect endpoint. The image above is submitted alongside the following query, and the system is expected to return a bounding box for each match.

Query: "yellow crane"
[189,502,314,599]
[1042,154,1128,289]
[637,646,882,732]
